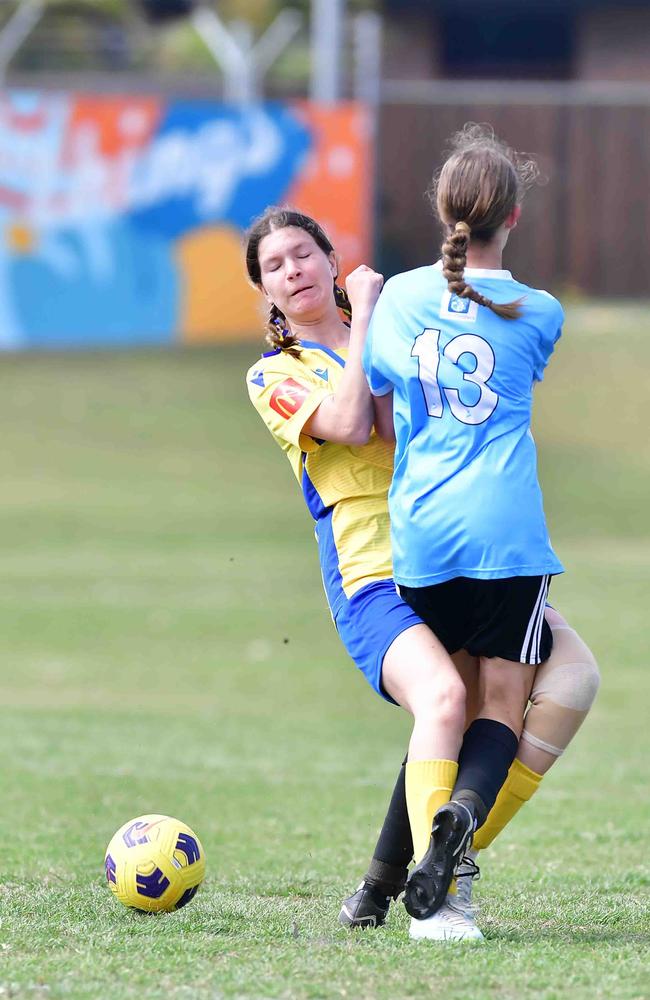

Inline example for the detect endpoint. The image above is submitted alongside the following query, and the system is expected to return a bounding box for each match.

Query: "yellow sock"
[473,758,543,852]
[405,759,458,863]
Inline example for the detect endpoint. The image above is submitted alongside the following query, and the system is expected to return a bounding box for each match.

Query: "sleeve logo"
[269,378,310,419]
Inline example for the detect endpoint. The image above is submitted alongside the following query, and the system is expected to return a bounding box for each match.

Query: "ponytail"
[265,304,302,357]
[432,124,541,320]
[441,221,523,320]
[334,283,352,321]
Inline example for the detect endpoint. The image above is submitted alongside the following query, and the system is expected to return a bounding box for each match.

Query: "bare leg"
[518,607,600,775]
[342,611,599,927]
[468,609,600,851]
[381,624,469,864]
[477,656,536,738]
[381,623,466,762]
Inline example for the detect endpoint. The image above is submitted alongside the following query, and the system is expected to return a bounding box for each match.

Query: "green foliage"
[216,0,379,24]
[0,304,648,998]
[9,0,139,72]
[4,0,378,77]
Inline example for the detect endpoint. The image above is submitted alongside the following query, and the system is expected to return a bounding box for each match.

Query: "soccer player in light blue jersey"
[363,124,570,933]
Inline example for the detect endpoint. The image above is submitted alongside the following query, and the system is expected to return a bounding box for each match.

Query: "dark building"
[376,1,650,296]
[382,0,650,83]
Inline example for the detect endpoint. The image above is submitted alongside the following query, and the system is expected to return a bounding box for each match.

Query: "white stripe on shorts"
[534,576,551,663]
[519,575,550,664]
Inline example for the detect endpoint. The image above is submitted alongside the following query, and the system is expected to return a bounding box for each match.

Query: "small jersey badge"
[269,378,310,419]
[440,291,478,323]
[249,369,265,388]
[313,367,329,382]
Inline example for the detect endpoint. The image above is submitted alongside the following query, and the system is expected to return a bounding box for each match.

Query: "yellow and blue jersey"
[246,340,394,620]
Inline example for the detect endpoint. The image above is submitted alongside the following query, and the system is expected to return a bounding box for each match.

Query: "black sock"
[366,757,412,895]
[454,719,519,828]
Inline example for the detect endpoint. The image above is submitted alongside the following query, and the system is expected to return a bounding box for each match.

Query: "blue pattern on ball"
[136,867,170,899]
[123,821,153,848]
[105,854,116,884]
[175,832,201,865]
[175,885,199,909]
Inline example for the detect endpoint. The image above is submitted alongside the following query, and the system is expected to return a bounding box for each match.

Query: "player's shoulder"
[382,265,440,299]
[515,281,564,326]
[245,347,301,387]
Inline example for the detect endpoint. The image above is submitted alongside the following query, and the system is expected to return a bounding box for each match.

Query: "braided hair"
[245,207,351,356]
[441,221,519,319]
[430,124,540,320]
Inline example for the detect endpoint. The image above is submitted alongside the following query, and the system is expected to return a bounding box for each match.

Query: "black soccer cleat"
[338,880,392,929]
[403,801,476,921]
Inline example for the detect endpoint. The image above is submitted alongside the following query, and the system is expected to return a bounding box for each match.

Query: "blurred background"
[2,0,650,349]
[2,5,649,996]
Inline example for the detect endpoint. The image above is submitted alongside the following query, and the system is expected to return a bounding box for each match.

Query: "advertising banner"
[0,92,371,348]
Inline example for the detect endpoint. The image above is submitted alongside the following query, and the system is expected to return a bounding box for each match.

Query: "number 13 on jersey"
[412,328,499,426]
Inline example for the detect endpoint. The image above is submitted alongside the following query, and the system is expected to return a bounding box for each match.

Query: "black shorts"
[399,575,553,665]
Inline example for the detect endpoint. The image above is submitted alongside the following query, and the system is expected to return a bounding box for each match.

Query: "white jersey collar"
[433,259,513,280]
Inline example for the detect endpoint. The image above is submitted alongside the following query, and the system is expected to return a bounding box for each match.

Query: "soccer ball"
[104,814,206,912]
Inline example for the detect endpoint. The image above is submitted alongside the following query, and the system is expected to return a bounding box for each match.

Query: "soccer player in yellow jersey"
[245,207,599,941]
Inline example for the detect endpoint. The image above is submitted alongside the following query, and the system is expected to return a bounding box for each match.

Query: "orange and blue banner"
[0,92,371,349]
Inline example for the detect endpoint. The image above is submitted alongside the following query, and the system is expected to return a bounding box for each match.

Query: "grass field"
[1,304,649,1000]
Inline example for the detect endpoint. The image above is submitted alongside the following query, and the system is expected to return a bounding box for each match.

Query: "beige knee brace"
[520,625,600,758]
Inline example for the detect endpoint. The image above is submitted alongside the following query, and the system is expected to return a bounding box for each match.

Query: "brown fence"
[377,83,650,297]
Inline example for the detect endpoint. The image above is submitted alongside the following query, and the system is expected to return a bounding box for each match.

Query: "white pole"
[310,0,345,103]
[192,6,303,104]
[253,9,302,77]
[191,6,250,101]
[353,12,382,266]
[353,11,382,109]
[0,0,44,85]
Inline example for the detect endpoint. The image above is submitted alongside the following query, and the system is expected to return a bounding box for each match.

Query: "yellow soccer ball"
[104,814,206,912]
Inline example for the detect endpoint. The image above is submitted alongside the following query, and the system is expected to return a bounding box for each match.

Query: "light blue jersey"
[363,262,565,587]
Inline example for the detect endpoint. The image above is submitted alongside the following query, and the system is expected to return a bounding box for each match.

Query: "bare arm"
[372,391,395,443]
[302,266,383,445]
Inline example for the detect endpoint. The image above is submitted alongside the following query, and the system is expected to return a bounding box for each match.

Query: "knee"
[582,656,601,707]
[413,675,466,728]
[522,644,600,759]
[438,676,467,727]
[531,645,600,712]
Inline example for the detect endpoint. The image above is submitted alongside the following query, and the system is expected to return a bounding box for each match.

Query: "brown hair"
[245,207,351,356]
[430,124,539,320]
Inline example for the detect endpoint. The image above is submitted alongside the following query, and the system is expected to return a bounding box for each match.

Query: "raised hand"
[345,265,384,319]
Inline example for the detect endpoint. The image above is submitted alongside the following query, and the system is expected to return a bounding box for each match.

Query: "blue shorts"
[334,579,423,704]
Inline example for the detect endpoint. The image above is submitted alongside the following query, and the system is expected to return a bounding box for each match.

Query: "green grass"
[1,305,649,1000]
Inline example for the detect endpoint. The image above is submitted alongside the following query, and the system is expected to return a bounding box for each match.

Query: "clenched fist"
[345,265,384,317]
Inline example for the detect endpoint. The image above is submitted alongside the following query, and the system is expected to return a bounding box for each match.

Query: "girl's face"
[257,226,337,324]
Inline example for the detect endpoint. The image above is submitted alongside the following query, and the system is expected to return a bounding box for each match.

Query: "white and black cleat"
[409,891,484,942]
[339,881,391,929]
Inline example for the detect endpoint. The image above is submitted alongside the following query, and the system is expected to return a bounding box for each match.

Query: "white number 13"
[412,328,498,426]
